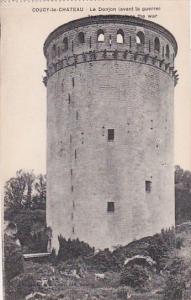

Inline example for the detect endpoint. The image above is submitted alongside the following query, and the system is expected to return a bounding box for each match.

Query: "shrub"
[86,248,120,272]
[4,208,46,253]
[57,256,87,276]
[163,274,185,300]
[28,229,49,253]
[57,236,94,261]
[116,286,131,299]
[9,273,36,299]
[4,234,24,282]
[147,235,169,270]
[163,256,191,300]
[113,229,176,271]
[120,264,150,290]
[49,248,57,264]
[175,236,184,249]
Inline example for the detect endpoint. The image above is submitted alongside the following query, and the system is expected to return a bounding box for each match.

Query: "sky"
[1,0,191,184]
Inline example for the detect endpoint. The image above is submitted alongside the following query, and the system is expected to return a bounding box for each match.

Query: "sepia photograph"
[1,0,191,299]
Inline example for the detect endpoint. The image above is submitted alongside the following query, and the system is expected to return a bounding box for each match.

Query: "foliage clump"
[113,228,176,271]
[163,257,191,300]
[9,273,36,300]
[175,165,191,225]
[4,170,47,253]
[86,248,120,272]
[4,170,46,210]
[57,236,94,261]
[120,264,150,290]
[4,234,24,282]
[5,208,47,253]
[116,286,132,299]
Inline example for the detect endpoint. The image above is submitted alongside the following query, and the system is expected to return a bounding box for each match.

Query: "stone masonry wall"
[45,16,177,251]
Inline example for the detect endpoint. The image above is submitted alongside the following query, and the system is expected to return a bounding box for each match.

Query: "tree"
[4,170,28,209]
[22,171,35,208]
[32,174,46,209]
[175,166,191,224]
[175,166,184,185]
[175,165,191,191]
[4,170,46,210]
[4,170,47,253]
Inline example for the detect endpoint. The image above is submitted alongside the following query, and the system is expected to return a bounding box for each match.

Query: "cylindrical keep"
[44,15,178,251]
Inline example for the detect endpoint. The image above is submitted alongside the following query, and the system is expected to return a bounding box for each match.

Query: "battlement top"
[44,15,177,56]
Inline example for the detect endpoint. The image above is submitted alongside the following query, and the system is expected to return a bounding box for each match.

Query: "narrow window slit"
[78,32,85,44]
[129,36,132,48]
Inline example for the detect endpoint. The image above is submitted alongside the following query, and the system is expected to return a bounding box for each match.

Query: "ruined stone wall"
[44,16,177,251]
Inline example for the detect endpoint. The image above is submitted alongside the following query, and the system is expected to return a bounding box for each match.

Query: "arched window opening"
[166,44,170,59]
[136,31,145,45]
[52,44,56,58]
[78,32,85,44]
[97,29,105,42]
[63,37,68,51]
[154,37,160,53]
[117,29,124,44]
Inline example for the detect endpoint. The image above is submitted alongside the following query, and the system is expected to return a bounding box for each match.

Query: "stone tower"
[43,15,178,251]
